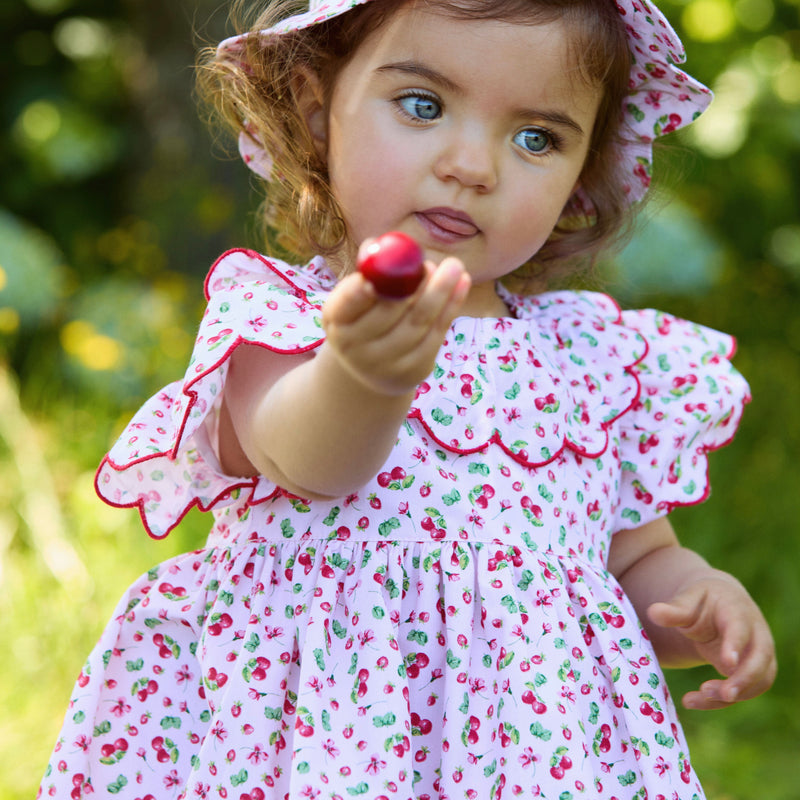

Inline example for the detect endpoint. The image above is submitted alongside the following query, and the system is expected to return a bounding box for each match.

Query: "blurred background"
[1,0,798,796]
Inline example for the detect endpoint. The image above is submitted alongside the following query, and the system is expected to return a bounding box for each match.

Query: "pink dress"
[40,250,749,800]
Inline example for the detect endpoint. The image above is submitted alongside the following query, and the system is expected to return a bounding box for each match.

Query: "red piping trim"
[408,297,649,470]
[95,250,326,539]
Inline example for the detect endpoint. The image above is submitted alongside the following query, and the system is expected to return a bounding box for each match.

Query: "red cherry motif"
[358,232,425,298]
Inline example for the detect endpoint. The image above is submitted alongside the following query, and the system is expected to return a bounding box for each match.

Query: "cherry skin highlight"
[358,232,425,298]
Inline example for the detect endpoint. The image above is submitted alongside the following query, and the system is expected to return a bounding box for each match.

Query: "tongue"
[425,212,478,236]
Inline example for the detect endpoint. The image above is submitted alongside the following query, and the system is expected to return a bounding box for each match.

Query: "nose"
[433,127,498,192]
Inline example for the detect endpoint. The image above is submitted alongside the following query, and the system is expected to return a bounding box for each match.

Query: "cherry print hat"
[217,0,712,203]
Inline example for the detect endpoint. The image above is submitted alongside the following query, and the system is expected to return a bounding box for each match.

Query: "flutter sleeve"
[613,308,751,531]
[94,249,331,538]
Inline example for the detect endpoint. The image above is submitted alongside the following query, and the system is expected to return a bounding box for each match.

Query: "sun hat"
[217,0,712,204]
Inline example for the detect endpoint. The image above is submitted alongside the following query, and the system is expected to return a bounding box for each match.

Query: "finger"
[406,258,469,331]
[682,680,734,710]
[722,628,778,702]
[647,584,708,632]
[323,272,378,327]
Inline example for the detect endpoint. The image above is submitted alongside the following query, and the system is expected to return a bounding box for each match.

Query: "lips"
[416,207,479,240]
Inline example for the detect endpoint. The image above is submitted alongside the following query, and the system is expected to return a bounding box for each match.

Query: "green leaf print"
[517,570,534,590]
[621,507,642,524]
[160,716,181,730]
[244,633,260,653]
[483,759,497,776]
[230,769,249,787]
[408,629,429,645]
[468,462,490,476]
[636,738,651,756]
[505,382,520,400]
[626,102,645,122]
[378,518,401,537]
[529,722,552,741]
[498,650,514,669]
[264,706,282,720]
[72,710,85,724]
[125,659,144,672]
[458,692,469,714]
[431,408,453,425]
[648,673,660,689]
[106,776,128,794]
[328,552,351,570]
[314,648,325,670]
[655,731,676,748]
[588,701,599,724]
[446,649,462,668]
[442,489,461,506]
[297,761,310,774]
[373,712,397,727]
[537,483,554,503]
[323,507,341,526]
[93,720,112,737]
[280,518,295,538]
[331,620,347,639]
[618,770,638,786]
[321,709,331,731]
[520,531,539,549]
[346,782,370,795]
[500,595,519,612]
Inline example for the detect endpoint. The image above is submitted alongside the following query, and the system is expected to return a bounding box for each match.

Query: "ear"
[292,66,328,158]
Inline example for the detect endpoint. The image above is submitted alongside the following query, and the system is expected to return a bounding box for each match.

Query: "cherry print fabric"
[41,251,749,800]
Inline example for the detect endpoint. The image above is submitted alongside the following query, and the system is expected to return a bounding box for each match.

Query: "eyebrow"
[376,60,587,137]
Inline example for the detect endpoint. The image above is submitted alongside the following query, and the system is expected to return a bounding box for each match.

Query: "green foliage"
[1,0,799,797]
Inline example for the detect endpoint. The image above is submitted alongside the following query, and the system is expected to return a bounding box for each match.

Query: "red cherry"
[358,232,425,298]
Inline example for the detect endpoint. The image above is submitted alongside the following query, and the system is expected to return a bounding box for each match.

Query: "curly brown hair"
[197,0,637,286]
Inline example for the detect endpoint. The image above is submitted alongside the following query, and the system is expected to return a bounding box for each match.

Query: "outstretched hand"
[647,575,776,710]
[323,254,471,397]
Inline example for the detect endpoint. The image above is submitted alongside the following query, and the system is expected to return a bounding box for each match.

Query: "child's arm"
[608,517,776,710]
[218,258,470,499]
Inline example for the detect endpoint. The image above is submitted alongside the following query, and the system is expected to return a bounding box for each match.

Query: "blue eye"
[398,94,441,121]
[514,128,552,154]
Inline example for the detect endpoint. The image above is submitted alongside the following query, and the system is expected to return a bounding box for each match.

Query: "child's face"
[320,4,602,307]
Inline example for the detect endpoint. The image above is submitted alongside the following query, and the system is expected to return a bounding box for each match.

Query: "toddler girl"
[40,1,776,798]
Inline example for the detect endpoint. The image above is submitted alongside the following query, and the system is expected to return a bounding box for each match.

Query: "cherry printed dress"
[41,250,750,800]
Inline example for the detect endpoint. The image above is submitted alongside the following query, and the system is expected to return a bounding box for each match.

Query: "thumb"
[647,584,708,632]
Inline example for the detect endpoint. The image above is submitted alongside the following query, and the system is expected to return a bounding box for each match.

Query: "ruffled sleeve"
[94,249,331,538]
[612,309,751,531]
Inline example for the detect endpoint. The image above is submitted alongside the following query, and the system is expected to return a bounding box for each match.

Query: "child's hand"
[322,253,471,397]
[647,575,776,710]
